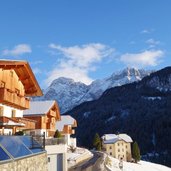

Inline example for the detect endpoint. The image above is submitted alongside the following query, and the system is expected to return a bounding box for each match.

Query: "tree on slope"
[132,141,141,163]
[93,133,102,151]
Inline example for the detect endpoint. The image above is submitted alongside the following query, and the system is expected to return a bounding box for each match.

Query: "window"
[110,152,112,156]
[12,110,16,117]
[0,81,5,88]
[110,146,112,149]
[122,149,124,152]
[15,89,20,95]
[118,143,120,146]
[10,71,13,77]
[118,149,120,152]
[126,145,127,149]
[0,106,4,116]
[48,157,50,162]
[122,142,123,146]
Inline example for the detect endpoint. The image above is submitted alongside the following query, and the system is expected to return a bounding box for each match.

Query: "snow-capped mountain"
[36,68,152,113]
[64,66,171,167]
[79,68,151,103]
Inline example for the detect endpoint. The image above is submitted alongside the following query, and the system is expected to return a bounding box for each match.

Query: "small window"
[15,89,20,95]
[110,146,112,149]
[122,149,124,152]
[0,81,5,88]
[118,143,120,146]
[10,71,13,77]
[12,110,16,117]
[126,145,127,149]
[0,106,4,116]
[110,152,112,156]
[118,149,120,152]
[48,157,50,162]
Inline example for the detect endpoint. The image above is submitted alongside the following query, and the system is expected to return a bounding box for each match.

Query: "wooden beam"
[18,76,30,81]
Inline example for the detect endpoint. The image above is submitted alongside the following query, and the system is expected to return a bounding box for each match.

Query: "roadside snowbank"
[105,156,171,171]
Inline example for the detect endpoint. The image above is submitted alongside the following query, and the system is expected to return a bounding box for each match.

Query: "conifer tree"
[54,129,62,138]
[132,141,141,163]
[93,133,101,151]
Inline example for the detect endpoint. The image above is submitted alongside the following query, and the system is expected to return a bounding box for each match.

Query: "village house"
[0,60,48,171]
[102,133,133,161]
[56,115,77,147]
[23,100,61,137]
[0,60,43,135]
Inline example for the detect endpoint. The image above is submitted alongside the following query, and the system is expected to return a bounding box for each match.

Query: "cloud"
[120,50,164,67]
[141,29,154,34]
[46,43,114,85]
[146,38,160,48]
[2,44,32,56]
[33,67,42,75]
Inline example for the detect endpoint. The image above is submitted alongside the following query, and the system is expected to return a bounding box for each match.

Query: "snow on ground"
[67,147,93,168]
[105,156,171,171]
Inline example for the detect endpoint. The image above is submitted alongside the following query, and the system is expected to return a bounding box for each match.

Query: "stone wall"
[0,152,48,171]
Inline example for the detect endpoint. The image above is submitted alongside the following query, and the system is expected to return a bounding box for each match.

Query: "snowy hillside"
[106,156,171,171]
[36,68,152,113]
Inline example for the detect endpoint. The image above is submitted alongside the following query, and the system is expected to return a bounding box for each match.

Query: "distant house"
[23,100,61,137]
[56,115,77,147]
[0,60,43,135]
[102,133,133,161]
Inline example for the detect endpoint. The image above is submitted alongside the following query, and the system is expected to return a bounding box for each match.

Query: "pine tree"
[132,141,141,163]
[93,133,101,151]
[54,129,62,138]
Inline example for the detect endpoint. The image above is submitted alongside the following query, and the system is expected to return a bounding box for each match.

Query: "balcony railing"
[0,88,30,109]
[45,137,67,145]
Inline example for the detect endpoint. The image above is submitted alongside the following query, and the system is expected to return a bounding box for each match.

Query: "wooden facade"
[24,101,61,137]
[61,120,77,135]
[0,60,43,134]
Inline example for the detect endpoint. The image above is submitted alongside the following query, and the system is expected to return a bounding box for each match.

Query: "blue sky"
[0,0,171,88]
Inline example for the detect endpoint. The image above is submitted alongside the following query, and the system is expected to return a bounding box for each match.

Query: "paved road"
[69,151,108,171]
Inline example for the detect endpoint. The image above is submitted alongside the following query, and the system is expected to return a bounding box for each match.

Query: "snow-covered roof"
[102,133,133,144]
[56,115,77,131]
[23,100,56,115]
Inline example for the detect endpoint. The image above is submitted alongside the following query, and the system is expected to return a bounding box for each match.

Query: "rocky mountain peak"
[36,67,152,113]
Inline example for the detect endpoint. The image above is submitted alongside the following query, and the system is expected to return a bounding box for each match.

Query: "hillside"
[64,67,171,167]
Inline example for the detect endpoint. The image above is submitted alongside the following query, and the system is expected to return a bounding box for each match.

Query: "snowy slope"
[36,68,152,113]
[106,156,171,171]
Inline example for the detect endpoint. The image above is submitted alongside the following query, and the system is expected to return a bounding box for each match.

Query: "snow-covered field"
[105,156,171,171]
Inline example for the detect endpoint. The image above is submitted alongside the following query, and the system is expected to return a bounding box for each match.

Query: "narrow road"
[69,151,108,171]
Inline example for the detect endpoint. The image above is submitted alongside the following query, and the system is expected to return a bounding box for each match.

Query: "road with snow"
[68,151,108,171]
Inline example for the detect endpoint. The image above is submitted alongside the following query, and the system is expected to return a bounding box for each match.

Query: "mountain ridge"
[35,67,152,113]
[64,66,171,167]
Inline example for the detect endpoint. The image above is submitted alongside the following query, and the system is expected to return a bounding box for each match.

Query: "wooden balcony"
[15,117,36,130]
[62,125,75,135]
[0,88,30,109]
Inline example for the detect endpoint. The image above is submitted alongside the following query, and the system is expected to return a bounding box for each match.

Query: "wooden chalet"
[0,60,43,135]
[23,100,61,137]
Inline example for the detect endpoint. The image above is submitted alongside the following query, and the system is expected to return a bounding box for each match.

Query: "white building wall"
[46,144,67,171]
[0,103,23,117]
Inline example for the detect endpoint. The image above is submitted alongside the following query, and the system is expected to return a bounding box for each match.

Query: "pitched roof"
[0,60,43,96]
[56,115,77,131]
[102,133,133,144]
[23,100,56,115]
